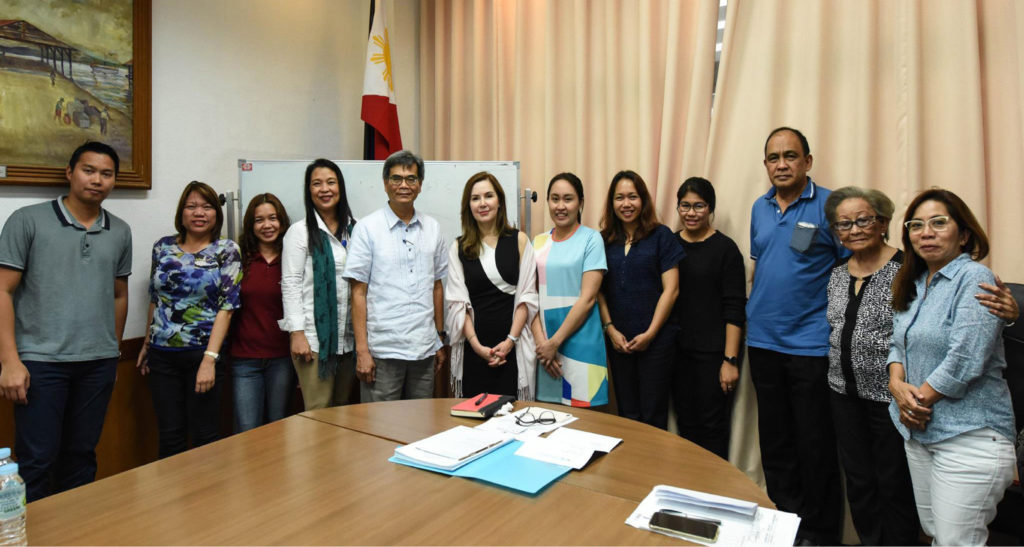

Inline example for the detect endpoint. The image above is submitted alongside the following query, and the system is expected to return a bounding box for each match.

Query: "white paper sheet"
[625,485,800,546]
[513,436,595,469]
[545,427,622,452]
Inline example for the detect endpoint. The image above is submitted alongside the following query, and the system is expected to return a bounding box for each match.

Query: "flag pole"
[362,0,377,161]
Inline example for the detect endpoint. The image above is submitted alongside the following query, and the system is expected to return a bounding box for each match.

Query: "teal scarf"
[311,229,339,379]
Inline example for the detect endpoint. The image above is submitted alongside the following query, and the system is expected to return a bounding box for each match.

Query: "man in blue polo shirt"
[746,127,847,545]
[0,141,132,502]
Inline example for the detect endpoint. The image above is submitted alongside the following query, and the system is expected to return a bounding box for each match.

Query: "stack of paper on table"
[514,427,622,469]
[389,425,572,494]
[626,485,800,546]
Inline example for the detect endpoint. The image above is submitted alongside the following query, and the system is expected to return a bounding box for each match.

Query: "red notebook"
[450,393,516,418]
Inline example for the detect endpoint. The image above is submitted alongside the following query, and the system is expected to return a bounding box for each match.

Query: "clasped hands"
[889,377,938,431]
[606,325,654,354]
[471,336,514,368]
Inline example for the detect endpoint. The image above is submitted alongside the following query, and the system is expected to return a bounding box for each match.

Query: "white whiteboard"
[237,160,520,244]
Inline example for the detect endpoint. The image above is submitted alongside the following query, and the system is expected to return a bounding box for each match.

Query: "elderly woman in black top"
[824,187,917,545]
[824,186,1019,545]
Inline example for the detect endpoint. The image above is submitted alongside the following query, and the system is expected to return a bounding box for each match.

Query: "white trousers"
[904,427,1015,546]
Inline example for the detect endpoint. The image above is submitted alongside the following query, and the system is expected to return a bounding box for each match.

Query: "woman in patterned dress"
[530,172,608,407]
[138,181,242,458]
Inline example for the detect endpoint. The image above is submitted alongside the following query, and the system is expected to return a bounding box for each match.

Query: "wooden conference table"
[27,399,772,545]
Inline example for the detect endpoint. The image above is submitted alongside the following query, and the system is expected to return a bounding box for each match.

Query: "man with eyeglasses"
[344,150,449,402]
[0,141,132,501]
[745,127,848,546]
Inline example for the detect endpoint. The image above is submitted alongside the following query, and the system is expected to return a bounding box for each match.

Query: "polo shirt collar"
[250,252,279,266]
[52,196,108,232]
[764,178,817,203]
[919,252,972,286]
[383,202,421,228]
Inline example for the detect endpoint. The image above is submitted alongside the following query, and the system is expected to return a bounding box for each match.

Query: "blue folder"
[389,440,571,494]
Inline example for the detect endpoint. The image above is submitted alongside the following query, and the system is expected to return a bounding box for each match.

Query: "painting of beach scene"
[0,0,134,170]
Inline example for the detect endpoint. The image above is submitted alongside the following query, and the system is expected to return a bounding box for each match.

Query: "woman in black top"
[672,177,745,459]
[444,172,537,399]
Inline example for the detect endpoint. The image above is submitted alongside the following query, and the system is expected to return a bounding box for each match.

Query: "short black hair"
[764,127,810,157]
[382,150,424,182]
[69,141,120,174]
[676,176,717,213]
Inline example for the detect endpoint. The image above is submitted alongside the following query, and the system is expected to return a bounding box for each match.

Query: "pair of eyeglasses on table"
[515,407,557,426]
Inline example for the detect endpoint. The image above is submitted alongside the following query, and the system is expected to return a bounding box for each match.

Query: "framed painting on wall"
[0,0,151,188]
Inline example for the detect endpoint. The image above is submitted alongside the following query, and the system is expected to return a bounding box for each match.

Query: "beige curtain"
[419,0,720,229]
[707,0,1024,489]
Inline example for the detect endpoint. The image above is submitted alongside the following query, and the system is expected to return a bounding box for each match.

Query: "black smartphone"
[649,510,720,543]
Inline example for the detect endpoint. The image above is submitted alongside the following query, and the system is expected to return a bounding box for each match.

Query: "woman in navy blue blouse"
[596,170,684,429]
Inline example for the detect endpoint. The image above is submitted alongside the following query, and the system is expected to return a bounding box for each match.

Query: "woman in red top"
[231,193,294,432]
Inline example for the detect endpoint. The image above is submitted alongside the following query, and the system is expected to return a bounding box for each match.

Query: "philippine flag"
[361,0,403,160]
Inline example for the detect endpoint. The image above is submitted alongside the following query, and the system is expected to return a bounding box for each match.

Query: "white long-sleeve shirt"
[279,215,354,354]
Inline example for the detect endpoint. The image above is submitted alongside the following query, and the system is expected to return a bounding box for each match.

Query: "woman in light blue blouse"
[887,188,1016,546]
[138,181,242,458]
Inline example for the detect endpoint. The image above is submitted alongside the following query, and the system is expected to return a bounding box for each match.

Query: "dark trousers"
[673,348,733,460]
[147,348,222,458]
[13,358,117,502]
[830,390,920,545]
[608,331,674,430]
[748,347,842,544]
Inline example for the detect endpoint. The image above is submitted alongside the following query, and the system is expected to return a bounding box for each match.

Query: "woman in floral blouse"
[138,181,242,458]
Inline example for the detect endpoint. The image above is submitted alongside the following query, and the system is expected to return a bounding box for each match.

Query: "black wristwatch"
[723,355,739,366]
[438,330,449,345]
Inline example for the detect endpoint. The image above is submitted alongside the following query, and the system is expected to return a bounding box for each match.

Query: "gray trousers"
[359,356,435,402]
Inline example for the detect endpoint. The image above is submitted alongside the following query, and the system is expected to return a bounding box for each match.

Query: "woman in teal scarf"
[280,159,358,410]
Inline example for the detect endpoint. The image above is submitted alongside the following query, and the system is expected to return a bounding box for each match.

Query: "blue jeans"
[231,356,295,433]
[13,358,117,502]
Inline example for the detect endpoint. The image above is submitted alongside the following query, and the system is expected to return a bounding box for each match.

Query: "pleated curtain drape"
[420,0,1024,493]
[419,0,720,229]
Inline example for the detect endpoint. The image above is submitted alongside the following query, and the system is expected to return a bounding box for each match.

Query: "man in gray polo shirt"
[0,141,132,502]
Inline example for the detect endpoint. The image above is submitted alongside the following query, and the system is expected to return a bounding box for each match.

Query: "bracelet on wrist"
[602,321,613,331]
[507,333,519,344]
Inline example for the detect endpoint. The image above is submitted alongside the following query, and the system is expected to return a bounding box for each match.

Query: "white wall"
[0,0,420,339]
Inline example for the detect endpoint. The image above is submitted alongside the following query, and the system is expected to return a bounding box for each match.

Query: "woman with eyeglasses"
[230,193,295,433]
[138,181,242,458]
[595,171,683,429]
[445,172,538,399]
[280,159,357,410]
[887,188,1018,546]
[822,187,918,545]
[670,177,745,459]
[531,172,608,407]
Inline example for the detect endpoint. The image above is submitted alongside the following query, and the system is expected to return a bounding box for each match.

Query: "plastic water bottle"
[0,463,26,546]
[0,449,11,468]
